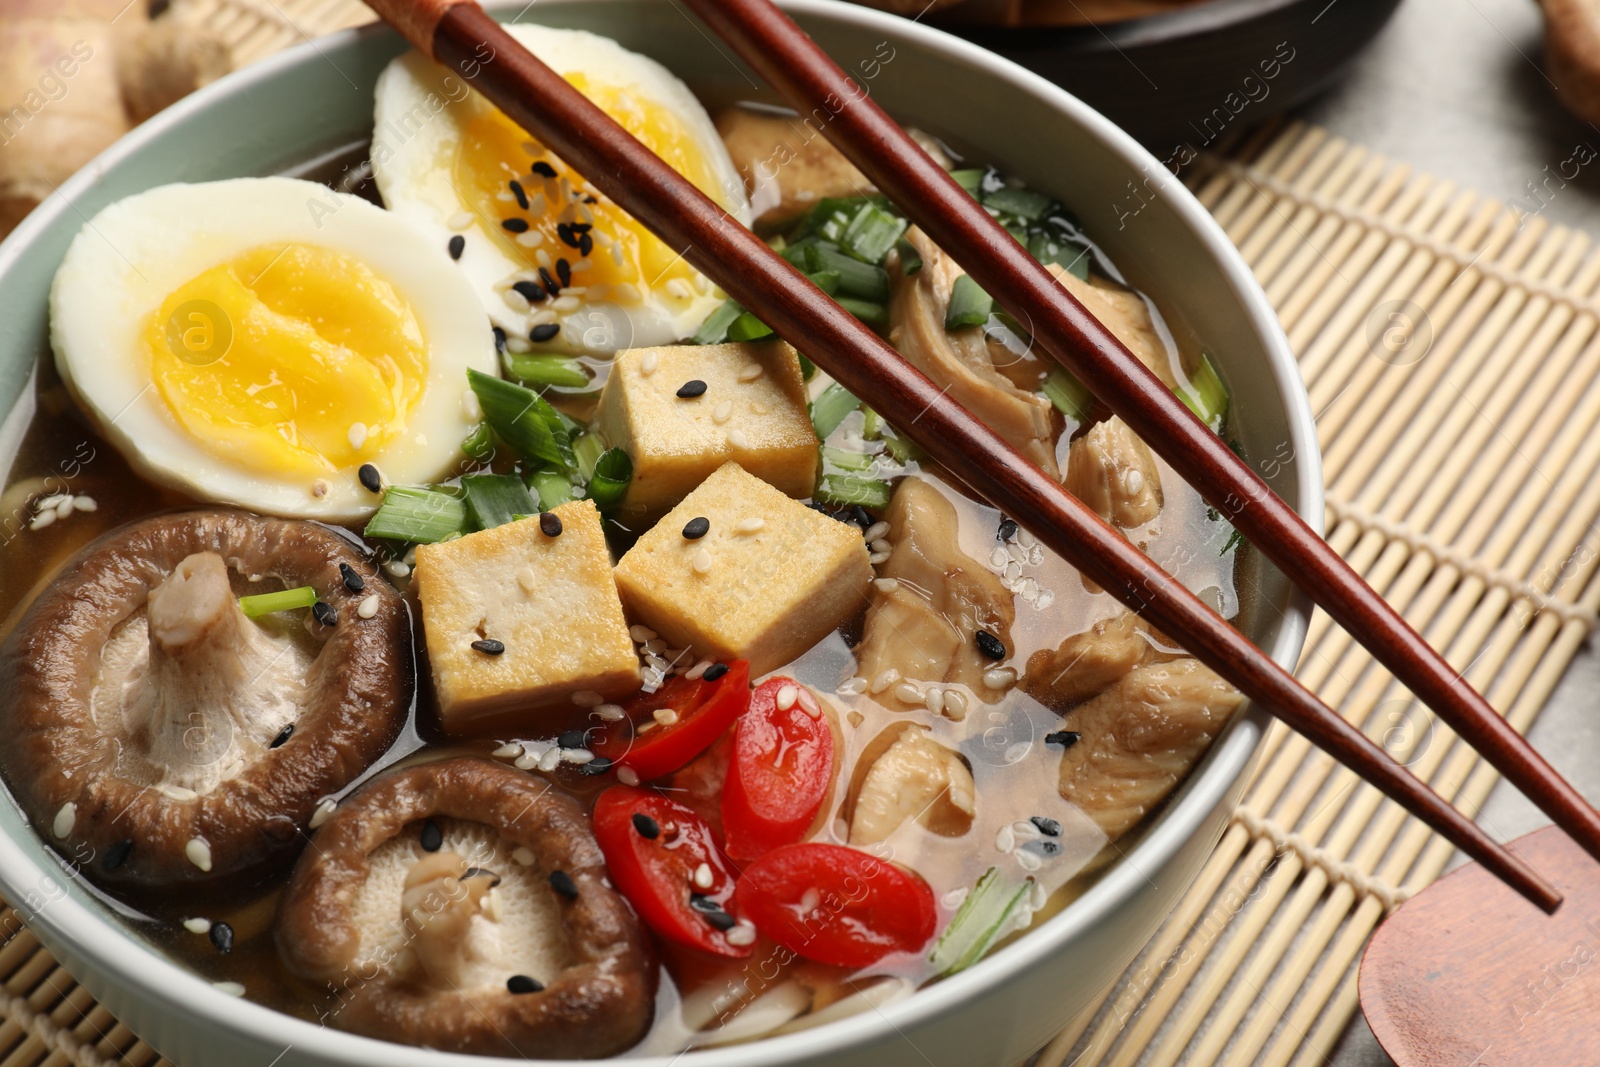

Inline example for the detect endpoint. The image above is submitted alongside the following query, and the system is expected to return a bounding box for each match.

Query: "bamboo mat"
[5,3,1600,1065]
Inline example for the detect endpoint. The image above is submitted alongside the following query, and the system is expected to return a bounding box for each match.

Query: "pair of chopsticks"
[360,0,1573,912]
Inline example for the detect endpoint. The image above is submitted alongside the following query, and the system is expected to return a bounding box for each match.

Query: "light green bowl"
[0,3,1320,1065]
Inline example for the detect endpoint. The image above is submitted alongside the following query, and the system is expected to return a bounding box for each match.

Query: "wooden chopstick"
[358,0,1561,913]
[678,0,1600,878]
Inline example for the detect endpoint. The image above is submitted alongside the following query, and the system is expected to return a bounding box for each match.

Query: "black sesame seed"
[578,233,594,257]
[447,234,465,261]
[570,222,592,234]
[311,601,337,627]
[997,517,1018,542]
[687,893,720,913]
[507,974,544,994]
[539,266,561,298]
[493,325,508,352]
[682,516,710,540]
[702,663,729,682]
[512,280,547,304]
[557,222,580,249]
[583,194,598,205]
[556,258,572,288]
[270,723,295,749]
[975,630,1006,661]
[851,505,874,529]
[676,379,708,399]
[472,638,506,656]
[502,217,530,233]
[461,867,502,886]
[1044,730,1081,749]
[531,161,558,178]
[420,819,443,852]
[558,729,587,750]
[358,463,382,493]
[632,813,660,839]
[1038,839,1062,856]
[509,179,529,210]
[209,921,234,955]
[339,562,365,594]
[1030,815,1062,837]
[530,323,560,343]
[580,756,613,776]
[703,908,736,931]
[549,869,580,898]
[102,838,133,871]
[539,511,563,537]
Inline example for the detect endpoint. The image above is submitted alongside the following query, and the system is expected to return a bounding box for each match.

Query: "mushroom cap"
[276,757,656,1059]
[0,509,412,888]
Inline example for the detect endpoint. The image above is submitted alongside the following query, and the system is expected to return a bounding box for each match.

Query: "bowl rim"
[0,1,1321,1063]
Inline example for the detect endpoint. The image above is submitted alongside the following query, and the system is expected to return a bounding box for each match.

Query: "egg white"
[371,24,750,358]
[50,176,498,521]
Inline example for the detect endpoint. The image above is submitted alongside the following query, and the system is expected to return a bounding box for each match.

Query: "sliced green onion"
[949,169,985,196]
[841,202,908,264]
[573,431,605,481]
[837,297,889,327]
[929,868,1033,976]
[1221,527,1245,556]
[1041,365,1094,423]
[365,485,469,544]
[945,274,995,330]
[526,468,574,511]
[1177,352,1231,431]
[239,585,318,618]
[587,447,633,513]
[1028,232,1091,280]
[799,196,883,241]
[797,352,817,381]
[504,353,590,390]
[895,237,923,276]
[822,445,878,472]
[983,185,1052,221]
[462,472,536,531]
[693,300,744,346]
[806,243,891,302]
[861,407,884,440]
[880,428,926,465]
[726,312,774,343]
[810,381,861,439]
[461,421,494,460]
[780,237,821,269]
[806,269,842,296]
[815,473,891,510]
[467,369,564,469]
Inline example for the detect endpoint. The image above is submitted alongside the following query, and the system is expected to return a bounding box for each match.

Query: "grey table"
[1295,0,1600,1060]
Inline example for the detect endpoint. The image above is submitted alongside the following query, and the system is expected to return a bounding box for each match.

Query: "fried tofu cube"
[413,499,640,733]
[596,341,818,524]
[614,462,871,675]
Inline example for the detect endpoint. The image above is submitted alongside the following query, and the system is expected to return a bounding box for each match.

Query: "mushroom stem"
[401,850,498,989]
[124,552,302,793]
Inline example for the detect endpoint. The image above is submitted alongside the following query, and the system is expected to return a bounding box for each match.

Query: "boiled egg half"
[371,24,749,366]
[50,176,497,521]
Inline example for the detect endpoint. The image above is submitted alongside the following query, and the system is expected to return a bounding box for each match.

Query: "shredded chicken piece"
[1048,264,1179,391]
[1065,417,1163,529]
[400,849,499,990]
[1022,613,1149,708]
[1057,658,1242,842]
[889,228,1060,477]
[849,725,975,844]
[855,479,1015,710]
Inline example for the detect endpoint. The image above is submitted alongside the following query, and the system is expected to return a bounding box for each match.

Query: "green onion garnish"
[815,473,891,510]
[693,300,744,346]
[928,867,1032,976]
[462,472,536,531]
[526,468,574,511]
[572,431,605,481]
[467,370,562,469]
[726,312,774,343]
[587,447,633,514]
[461,421,493,460]
[949,169,985,196]
[837,297,889,328]
[239,585,318,618]
[504,353,590,390]
[810,381,861,439]
[983,185,1052,221]
[364,486,469,544]
[880,428,926,465]
[804,244,891,302]
[806,269,842,296]
[822,445,878,472]
[861,407,884,440]
[841,202,909,264]
[945,274,995,330]
[1177,352,1231,431]
[895,237,923,276]
[1041,365,1094,423]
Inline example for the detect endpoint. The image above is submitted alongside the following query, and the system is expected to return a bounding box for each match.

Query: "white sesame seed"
[693,862,714,889]
[448,211,475,230]
[214,981,247,997]
[52,802,75,839]
[515,231,544,248]
[990,546,1010,569]
[29,510,55,531]
[691,548,713,574]
[386,561,411,578]
[505,333,531,354]
[513,846,536,866]
[55,497,74,519]
[926,686,945,715]
[629,624,658,642]
[618,767,641,786]
[869,551,892,565]
[893,682,925,706]
[571,258,593,271]
[725,923,757,946]
[157,783,198,801]
[539,747,562,772]
[1016,849,1043,872]
[1012,819,1042,839]
[185,838,213,872]
[942,886,971,910]
[310,797,337,829]
[1124,469,1144,494]
[653,708,680,726]
[983,668,1018,691]
[686,659,714,681]
[514,749,541,770]
[800,888,821,913]
[836,677,868,696]
[572,690,603,707]
[798,689,822,719]
[734,517,765,534]
[737,363,764,382]
[594,704,626,722]
[73,495,97,512]
[995,825,1016,854]
[482,885,505,922]
[712,400,734,424]
[503,288,531,313]
[643,638,667,654]
[727,429,751,449]
[870,538,892,554]
[776,685,799,712]
[183,917,212,935]
[562,748,595,764]
[873,577,900,593]
[493,743,523,759]
[553,296,580,312]
[357,594,380,619]
[665,278,693,300]
[614,283,642,303]
[640,351,658,376]
[863,521,891,542]
[517,566,539,593]
[943,690,968,720]
[536,248,553,269]
[870,669,901,694]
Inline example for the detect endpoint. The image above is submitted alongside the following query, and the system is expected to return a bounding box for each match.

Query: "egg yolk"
[455,71,731,299]
[147,243,427,480]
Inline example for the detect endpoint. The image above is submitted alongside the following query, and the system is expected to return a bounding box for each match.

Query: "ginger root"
[0,0,230,238]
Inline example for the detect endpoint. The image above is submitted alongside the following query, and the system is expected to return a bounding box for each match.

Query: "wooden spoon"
[1361,824,1599,1065]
